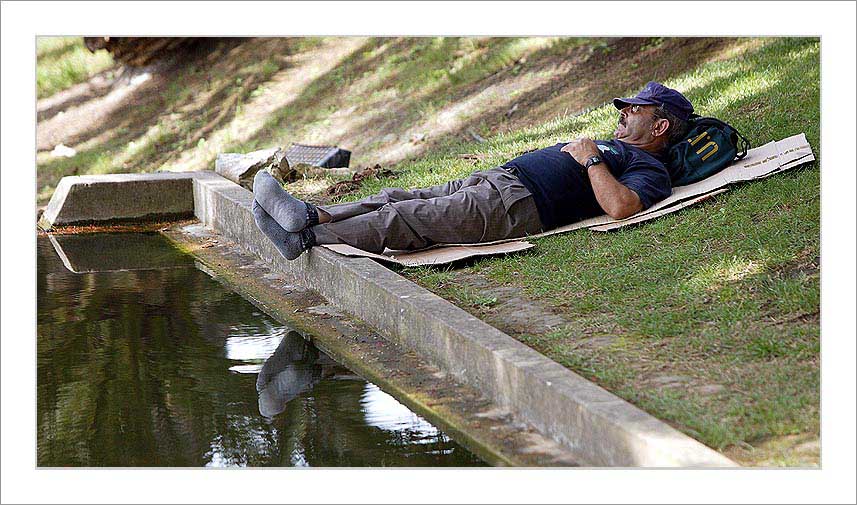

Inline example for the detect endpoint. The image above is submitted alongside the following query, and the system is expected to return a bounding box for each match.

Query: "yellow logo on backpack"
[687,131,720,162]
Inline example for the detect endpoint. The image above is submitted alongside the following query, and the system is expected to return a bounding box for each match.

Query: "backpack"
[666,115,751,186]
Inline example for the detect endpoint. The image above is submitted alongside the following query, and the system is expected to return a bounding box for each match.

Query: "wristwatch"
[584,155,603,169]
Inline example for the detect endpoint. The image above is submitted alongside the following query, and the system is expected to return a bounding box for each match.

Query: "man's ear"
[652,118,670,138]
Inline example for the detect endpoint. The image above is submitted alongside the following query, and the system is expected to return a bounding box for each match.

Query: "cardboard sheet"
[324,240,534,266]
[320,133,814,266]
[589,188,729,232]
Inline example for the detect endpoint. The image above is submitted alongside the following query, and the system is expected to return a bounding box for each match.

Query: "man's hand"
[560,138,600,166]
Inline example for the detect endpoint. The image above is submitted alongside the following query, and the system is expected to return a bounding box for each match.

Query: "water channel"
[37,233,485,467]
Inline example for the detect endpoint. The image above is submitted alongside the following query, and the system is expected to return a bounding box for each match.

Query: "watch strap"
[584,155,603,169]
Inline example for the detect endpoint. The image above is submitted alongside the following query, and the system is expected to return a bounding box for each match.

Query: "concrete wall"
[39,172,219,229]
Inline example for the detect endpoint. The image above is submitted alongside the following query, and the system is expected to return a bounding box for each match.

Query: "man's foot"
[253,170,319,232]
[252,200,315,260]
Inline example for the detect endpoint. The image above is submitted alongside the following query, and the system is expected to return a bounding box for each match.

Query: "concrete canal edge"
[43,170,738,467]
[38,171,209,230]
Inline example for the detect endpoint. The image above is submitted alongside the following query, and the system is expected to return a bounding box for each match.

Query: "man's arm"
[561,139,643,220]
[585,164,643,219]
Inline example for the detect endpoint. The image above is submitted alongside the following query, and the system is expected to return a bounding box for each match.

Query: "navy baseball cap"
[613,81,694,121]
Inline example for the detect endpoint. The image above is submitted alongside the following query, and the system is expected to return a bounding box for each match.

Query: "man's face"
[614,104,660,145]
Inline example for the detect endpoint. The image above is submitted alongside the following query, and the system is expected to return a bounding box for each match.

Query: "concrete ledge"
[193,173,737,467]
[40,171,221,229]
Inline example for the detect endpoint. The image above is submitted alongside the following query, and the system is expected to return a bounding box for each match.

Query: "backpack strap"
[733,127,751,160]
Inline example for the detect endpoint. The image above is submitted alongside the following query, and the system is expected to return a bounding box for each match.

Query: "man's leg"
[312,177,542,253]
[318,175,480,222]
[254,169,481,231]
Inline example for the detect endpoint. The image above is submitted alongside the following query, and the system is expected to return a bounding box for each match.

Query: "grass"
[36,37,115,98]
[398,37,820,464]
[36,37,819,465]
[225,37,587,161]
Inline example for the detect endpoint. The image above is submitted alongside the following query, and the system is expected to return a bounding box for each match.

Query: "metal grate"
[285,143,351,168]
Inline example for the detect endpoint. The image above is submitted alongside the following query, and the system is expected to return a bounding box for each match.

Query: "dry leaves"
[326,164,397,197]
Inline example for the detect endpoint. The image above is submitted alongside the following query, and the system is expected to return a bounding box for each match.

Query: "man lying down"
[252,81,694,260]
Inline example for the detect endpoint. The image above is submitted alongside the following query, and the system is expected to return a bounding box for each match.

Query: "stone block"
[39,172,219,229]
[215,147,287,190]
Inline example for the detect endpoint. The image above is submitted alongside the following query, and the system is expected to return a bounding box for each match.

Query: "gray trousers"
[313,167,543,253]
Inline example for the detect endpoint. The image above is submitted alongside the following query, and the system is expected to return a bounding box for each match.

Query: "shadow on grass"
[232,37,528,154]
[37,38,314,192]
[37,67,120,123]
[428,37,817,168]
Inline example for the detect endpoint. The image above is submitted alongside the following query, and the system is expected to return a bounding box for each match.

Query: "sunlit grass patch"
[37,37,114,98]
[681,257,767,293]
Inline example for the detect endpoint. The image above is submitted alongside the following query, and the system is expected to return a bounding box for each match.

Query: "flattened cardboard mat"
[322,133,815,266]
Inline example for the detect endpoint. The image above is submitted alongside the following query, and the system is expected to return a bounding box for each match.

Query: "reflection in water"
[256,330,328,418]
[37,234,484,467]
[49,232,195,273]
[226,326,290,375]
[362,384,440,439]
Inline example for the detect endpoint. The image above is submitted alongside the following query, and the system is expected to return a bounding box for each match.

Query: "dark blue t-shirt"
[502,140,671,230]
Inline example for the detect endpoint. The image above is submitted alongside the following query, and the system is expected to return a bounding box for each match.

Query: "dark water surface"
[37,234,485,467]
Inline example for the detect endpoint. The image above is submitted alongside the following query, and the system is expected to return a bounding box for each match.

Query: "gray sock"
[252,200,313,260]
[253,170,318,232]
